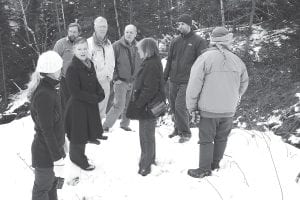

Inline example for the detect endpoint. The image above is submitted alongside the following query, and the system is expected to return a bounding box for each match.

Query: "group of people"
[28,13,249,200]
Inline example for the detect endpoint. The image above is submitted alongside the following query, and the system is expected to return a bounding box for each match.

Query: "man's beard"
[68,35,76,43]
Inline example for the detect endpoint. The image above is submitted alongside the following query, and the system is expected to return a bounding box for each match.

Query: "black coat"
[64,56,105,144]
[30,76,66,168]
[127,55,165,120]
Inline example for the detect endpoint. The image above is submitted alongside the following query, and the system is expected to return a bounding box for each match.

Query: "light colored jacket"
[53,37,74,77]
[87,37,115,82]
[186,47,249,118]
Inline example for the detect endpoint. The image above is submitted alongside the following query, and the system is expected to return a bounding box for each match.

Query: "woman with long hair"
[28,51,66,200]
[127,38,165,176]
[64,37,105,171]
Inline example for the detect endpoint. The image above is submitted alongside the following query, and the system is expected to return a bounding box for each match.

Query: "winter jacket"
[186,47,249,118]
[164,31,207,83]
[53,37,74,78]
[112,36,142,82]
[64,56,105,144]
[127,54,165,119]
[87,36,115,82]
[30,76,66,168]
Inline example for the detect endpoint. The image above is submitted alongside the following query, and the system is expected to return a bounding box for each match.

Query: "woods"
[0,0,299,112]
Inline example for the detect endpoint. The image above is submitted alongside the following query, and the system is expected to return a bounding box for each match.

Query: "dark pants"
[32,167,57,200]
[139,118,156,170]
[59,77,70,113]
[169,82,191,136]
[198,117,233,170]
[69,143,89,169]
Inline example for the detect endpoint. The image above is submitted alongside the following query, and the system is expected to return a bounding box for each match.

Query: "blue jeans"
[32,167,57,200]
[103,81,132,128]
[198,117,233,170]
[169,82,191,136]
[139,118,156,170]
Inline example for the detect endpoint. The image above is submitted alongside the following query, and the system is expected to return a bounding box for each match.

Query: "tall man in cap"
[164,14,207,143]
[53,22,81,110]
[186,27,249,178]
[87,16,115,132]
[102,24,141,132]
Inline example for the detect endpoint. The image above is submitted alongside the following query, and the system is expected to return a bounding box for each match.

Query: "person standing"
[127,38,165,176]
[87,16,115,122]
[103,24,141,132]
[64,37,105,171]
[186,27,249,178]
[28,51,66,200]
[53,22,81,110]
[164,14,207,143]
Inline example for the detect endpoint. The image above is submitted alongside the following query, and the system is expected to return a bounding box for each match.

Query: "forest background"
[0,0,299,142]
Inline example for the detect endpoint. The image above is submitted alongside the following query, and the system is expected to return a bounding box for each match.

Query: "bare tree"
[0,34,7,111]
[60,0,66,31]
[220,0,225,26]
[113,0,121,38]
[129,0,133,24]
[244,0,256,55]
[54,0,61,34]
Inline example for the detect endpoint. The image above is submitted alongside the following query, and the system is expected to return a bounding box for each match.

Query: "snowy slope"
[1,116,300,200]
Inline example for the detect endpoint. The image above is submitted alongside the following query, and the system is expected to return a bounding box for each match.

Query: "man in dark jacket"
[103,24,142,132]
[164,14,207,143]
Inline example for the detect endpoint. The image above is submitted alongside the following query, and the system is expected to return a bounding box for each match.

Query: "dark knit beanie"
[177,14,192,26]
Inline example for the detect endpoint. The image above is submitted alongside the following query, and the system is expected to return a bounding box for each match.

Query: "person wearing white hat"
[186,27,249,178]
[27,51,66,200]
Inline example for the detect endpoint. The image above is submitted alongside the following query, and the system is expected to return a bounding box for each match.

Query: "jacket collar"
[119,36,137,48]
[40,76,60,89]
[181,31,194,39]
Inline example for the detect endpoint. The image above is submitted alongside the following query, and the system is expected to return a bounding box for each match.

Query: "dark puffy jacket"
[127,54,165,119]
[164,31,207,83]
[64,56,105,144]
[30,76,66,168]
[112,37,142,82]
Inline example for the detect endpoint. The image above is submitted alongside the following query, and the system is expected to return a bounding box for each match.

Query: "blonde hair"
[136,38,160,59]
[26,71,42,101]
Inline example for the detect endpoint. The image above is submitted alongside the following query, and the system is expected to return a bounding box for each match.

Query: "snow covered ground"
[1,115,300,200]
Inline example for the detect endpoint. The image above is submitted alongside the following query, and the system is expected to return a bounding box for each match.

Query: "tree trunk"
[60,0,66,31]
[220,0,225,26]
[55,0,61,35]
[18,0,37,68]
[113,0,121,38]
[129,0,133,24]
[244,0,256,55]
[0,34,8,112]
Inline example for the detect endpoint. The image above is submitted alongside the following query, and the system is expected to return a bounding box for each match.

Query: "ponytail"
[26,71,42,101]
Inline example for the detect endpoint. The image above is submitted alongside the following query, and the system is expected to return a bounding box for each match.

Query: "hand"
[54,158,65,178]
[190,110,201,124]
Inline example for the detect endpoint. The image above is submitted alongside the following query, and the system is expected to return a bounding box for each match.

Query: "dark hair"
[137,38,160,59]
[73,37,87,46]
[68,22,81,32]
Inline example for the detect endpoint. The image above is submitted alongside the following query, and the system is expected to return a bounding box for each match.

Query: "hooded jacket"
[186,47,249,118]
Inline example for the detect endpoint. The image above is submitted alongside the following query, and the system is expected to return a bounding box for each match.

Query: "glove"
[53,158,65,178]
[190,110,201,124]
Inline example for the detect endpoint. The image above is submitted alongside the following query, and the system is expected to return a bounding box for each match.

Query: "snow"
[1,115,300,200]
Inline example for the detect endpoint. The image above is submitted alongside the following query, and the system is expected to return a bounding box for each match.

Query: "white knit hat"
[36,51,63,73]
[210,27,233,44]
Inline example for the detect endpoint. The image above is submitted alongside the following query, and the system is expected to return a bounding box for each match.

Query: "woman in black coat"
[127,38,165,176]
[28,51,66,200]
[64,37,105,171]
